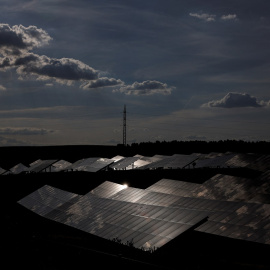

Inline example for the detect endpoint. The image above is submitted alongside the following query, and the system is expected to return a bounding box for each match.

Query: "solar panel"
[144,178,270,245]
[1,169,10,175]
[109,157,141,170]
[110,155,125,162]
[51,160,72,172]
[61,157,102,172]
[88,181,127,198]
[77,158,115,172]
[195,153,237,168]
[138,154,198,170]
[128,159,151,169]
[9,163,29,174]
[226,153,270,172]
[189,173,270,204]
[17,185,208,251]
[74,157,100,171]
[90,178,270,245]
[62,158,85,171]
[29,159,42,166]
[146,178,200,197]
[29,160,58,173]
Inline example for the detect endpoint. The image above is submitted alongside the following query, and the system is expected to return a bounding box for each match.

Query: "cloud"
[189,12,238,22]
[81,77,124,89]
[221,14,238,21]
[201,92,263,108]
[1,23,175,93]
[259,100,270,107]
[0,23,99,85]
[189,13,216,22]
[0,127,54,135]
[0,85,6,91]
[16,54,98,83]
[0,135,33,146]
[114,80,174,95]
[0,23,52,55]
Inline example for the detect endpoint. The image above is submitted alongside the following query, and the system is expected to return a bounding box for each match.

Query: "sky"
[0,0,270,146]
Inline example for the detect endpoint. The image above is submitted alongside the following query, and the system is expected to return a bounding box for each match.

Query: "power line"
[123,105,126,146]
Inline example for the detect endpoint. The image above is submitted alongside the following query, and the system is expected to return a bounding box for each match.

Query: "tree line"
[120,139,270,156]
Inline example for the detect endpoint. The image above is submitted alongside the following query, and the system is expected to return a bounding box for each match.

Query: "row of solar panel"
[89,180,270,245]
[18,184,209,250]
[18,175,270,251]
[2,152,270,175]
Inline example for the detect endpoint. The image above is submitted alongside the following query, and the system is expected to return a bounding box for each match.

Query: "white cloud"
[189,13,216,22]
[189,12,238,22]
[259,100,270,107]
[114,80,174,96]
[221,14,238,21]
[81,77,124,89]
[201,92,264,108]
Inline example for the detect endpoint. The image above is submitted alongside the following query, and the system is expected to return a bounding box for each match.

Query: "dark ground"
[1,142,270,269]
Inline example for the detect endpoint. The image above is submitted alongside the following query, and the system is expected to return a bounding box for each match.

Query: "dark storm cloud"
[0,23,98,84]
[0,23,174,93]
[81,77,124,89]
[16,54,98,83]
[115,80,174,96]
[0,23,52,55]
[202,92,263,108]
[0,127,54,135]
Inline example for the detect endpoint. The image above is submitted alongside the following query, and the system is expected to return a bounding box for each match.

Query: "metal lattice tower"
[123,105,126,146]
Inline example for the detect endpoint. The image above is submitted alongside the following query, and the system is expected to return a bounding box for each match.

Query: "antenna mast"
[123,105,126,146]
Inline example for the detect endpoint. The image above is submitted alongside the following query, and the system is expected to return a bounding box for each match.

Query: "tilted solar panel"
[17,185,208,251]
[29,160,58,173]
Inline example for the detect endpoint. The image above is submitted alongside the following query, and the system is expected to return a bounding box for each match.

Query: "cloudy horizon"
[0,0,269,146]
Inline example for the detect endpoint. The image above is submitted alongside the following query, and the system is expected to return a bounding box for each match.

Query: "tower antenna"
[123,104,126,146]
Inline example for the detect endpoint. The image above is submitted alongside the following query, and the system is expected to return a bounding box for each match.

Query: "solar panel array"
[2,152,270,174]
[18,184,209,251]
[18,166,270,252]
[89,179,270,245]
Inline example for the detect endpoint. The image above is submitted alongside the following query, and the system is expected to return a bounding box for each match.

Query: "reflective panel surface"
[18,184,208,250]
